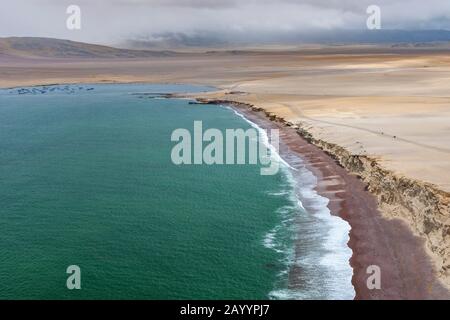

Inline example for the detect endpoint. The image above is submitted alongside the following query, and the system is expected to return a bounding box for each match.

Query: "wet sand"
[228,102,450,300]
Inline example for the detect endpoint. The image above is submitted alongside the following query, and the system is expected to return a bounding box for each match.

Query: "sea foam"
[224,106,355,300]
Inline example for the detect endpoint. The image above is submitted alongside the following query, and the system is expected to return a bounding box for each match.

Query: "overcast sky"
[1,0,450,45]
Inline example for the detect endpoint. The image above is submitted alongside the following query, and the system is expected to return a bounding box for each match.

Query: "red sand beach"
[227,102,450,300]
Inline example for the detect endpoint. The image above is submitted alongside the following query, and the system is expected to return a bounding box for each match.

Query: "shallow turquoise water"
[0,84,298,299]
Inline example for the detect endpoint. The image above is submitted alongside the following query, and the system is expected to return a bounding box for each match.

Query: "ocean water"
[0,83,354,299]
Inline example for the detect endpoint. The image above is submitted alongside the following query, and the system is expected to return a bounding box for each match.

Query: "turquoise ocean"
[0,84,354,299]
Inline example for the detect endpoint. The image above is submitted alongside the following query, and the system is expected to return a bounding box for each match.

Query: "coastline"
[2,34,450,301]
[3,81,449,298]
[197,98,450,299]
[230,106,355,299]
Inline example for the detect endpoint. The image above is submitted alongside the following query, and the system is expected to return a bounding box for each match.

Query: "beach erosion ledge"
[190,96,450,299]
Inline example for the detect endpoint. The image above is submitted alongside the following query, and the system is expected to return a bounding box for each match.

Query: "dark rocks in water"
[12,85,91,95]
[17,88,31,95]
[132,92,170,96]
[226,91,247,95]
[31,88,46,94]
[188,101,205,105]
[137,92,180,98]
[134,93,174,99]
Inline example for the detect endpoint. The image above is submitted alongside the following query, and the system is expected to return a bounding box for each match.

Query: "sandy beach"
[1,42,449,299]
[222,101,450,299]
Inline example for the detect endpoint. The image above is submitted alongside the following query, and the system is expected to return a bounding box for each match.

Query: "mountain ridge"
[0,37,179,59]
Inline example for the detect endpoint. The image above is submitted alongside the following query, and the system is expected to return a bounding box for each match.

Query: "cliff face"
[297,123,450,287]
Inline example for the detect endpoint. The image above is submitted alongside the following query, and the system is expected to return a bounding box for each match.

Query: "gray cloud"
[1,0,449,45]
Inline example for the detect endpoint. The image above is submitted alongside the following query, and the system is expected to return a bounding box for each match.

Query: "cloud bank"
[1,0,449,45]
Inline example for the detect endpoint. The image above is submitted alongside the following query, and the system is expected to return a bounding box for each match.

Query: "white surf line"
[232,105,354,299]
[221,103,354,299]
[223,105,298,171]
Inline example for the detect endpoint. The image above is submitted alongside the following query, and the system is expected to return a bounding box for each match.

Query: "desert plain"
[1,44,449,192]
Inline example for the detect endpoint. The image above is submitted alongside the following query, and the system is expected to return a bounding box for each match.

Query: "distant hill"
[307,29,450,44]
[0,37,179,59]
[119,30,450,48]
[1,35,449,61]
